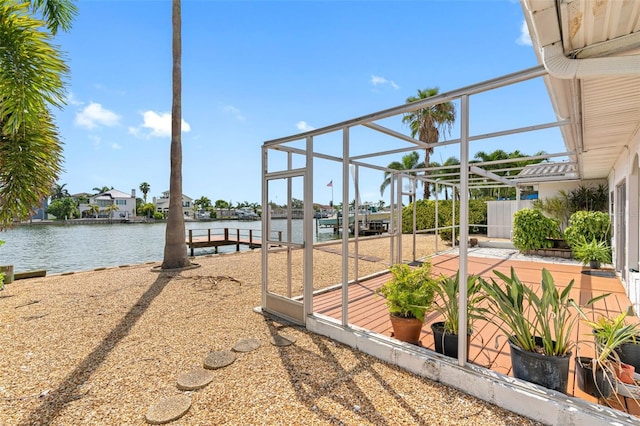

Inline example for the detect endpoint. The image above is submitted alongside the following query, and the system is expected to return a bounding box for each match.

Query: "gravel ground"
[0,235,544,425]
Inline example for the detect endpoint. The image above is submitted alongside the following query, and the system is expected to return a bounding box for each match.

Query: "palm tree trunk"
[423,149,431,200]
[162,0,189,270]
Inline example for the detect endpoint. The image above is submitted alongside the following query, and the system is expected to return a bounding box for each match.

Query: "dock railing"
[186,227,282,256]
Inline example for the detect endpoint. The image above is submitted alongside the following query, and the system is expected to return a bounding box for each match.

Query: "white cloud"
[111,143,122,150]
[223,105,246,121]
[370,75,399,90]
[296,121,315,131]
[517,20,532,46]
[130,111,191,138]
[66,92,84,106]
[75,102,121,129]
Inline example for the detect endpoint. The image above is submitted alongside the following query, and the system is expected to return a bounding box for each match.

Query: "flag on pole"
[327,180,333,187]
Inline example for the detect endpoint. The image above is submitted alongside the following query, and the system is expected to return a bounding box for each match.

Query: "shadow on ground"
[23,274,173,425]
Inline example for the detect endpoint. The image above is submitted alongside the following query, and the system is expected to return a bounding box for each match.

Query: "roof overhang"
[521,0,640,181]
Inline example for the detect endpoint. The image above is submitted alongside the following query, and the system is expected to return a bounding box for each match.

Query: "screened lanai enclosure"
[261,65,577,348]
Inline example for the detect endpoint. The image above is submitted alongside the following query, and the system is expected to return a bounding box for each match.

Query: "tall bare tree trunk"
[162,0,189,270]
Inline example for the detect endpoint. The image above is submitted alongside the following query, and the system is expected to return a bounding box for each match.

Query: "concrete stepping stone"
[145,394,191,424]
[233,338,261,353]
[176,367,215,391]
[203,350,236,370]
[270,334,296,347]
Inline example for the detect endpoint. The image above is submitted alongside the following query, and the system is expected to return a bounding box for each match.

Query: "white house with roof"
[153,191,194,218]
[79,189,136,219]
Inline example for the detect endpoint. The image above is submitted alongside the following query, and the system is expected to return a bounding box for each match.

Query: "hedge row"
[401,199,488,240]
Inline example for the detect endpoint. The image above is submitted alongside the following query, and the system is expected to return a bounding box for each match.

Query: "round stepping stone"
[176,367,215,391]
[145,394,191,424]
[233,338,261,353]
[270,334,296,347]
[203,350,236,370]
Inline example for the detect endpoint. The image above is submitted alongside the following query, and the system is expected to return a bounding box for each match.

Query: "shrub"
[401,199,487,241]
[376,263,437,320]
[511,208,560,251]
[564,210,611,250]
[153,212,164,220]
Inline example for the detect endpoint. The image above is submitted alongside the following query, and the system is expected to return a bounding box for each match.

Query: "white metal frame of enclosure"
[261,65,578,368]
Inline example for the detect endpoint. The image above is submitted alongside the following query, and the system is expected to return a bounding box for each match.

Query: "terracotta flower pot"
[389,314,424,345]
[615,362,635,384]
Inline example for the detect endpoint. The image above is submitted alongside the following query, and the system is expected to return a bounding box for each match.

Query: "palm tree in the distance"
[402,87,456,200]
[139,182,151,203]
[380,151,424,204]
[92,186,112,194]
[51,183,70,200]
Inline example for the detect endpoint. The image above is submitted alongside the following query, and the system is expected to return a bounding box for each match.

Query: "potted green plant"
[573,237,612,269]
[376,262,437,345]
[430,271,486,359]
[573,307,640,397]
[480,267,604,394]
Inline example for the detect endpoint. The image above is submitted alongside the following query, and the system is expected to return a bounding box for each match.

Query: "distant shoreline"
[14,217,260,226]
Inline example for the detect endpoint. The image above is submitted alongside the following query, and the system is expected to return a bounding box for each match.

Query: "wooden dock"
[186,227,282,256]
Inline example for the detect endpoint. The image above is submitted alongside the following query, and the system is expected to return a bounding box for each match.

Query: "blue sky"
[52,0,562,206]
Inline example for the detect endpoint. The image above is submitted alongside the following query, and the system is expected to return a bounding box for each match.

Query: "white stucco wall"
[608,133,640,285]
[537,179,606,200]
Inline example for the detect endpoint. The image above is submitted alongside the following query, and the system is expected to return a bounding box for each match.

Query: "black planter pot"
[575,356,613,398]
[431,321,471,360]
[616,341,640,372]
[508,337,571,394]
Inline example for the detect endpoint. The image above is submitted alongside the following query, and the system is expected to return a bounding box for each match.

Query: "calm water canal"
[1,219,337,274]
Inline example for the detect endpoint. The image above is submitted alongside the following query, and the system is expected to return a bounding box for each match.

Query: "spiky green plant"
[432,271,487,335]
[480,267,607,356]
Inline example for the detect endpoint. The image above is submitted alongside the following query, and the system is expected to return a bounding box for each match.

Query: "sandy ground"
[0,234,543,425]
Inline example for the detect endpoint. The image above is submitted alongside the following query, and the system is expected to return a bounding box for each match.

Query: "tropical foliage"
[402,88,456,200]
[533,184,609,232]
[92,186,112,194]
[376,263,437,320]
[564,210,611,251]
[139,182,151,203]
[470,149,546,200]
[480,267,603,356]
[86,204,100,218]
[432,272,486,335]
[0,1,77,229]
[104,203,119,219]
[46,197,79,219]
[511,208,560,251]
[380,151,424,203]
[401,199,488,238]
[51,183,70,200]
[573,238,612,267]
[139,203,156,219]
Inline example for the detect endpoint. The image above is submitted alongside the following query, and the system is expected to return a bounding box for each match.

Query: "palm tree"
[162,0,189,270]
[139,182,151,203]
[51,183,70,200]
[194,196,211,211]
[380,151,424,204]
[87,204,100,218]
[0,1,77,229]
[92,186,112,194]
[402,88,456,200]
[434,156,460,201]
[104,203,119,219]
